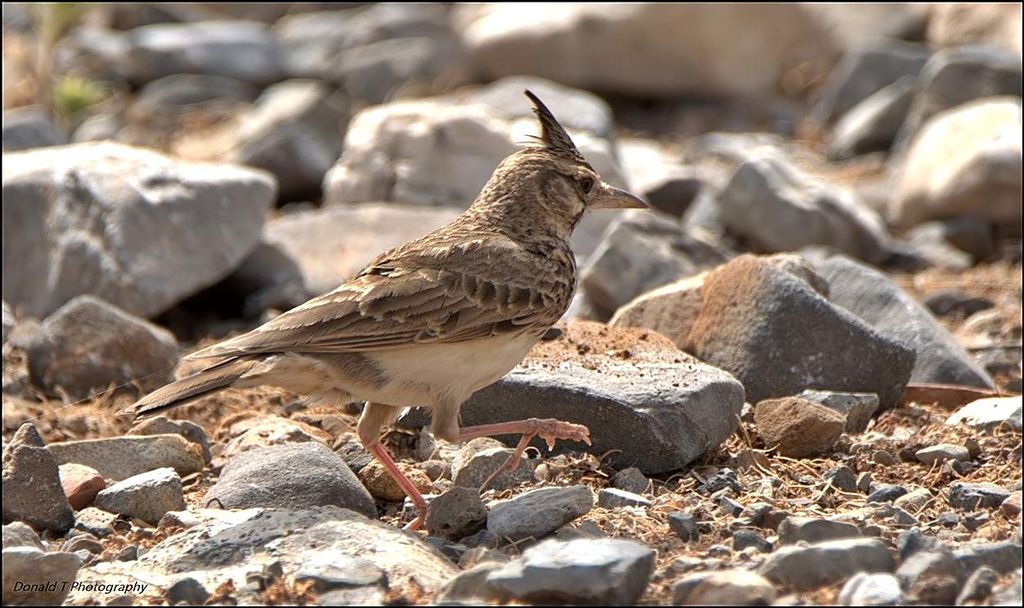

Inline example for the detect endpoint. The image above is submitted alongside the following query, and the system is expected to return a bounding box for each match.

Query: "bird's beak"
[588,181,649,209]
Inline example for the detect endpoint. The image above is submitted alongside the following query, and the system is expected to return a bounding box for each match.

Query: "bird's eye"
[577,176,595,194]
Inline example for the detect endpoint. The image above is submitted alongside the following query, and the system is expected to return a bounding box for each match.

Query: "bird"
[129,90,648,529]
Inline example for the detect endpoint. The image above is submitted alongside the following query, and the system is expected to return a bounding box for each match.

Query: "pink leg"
[364,440,429,531]
[458,418,591,491]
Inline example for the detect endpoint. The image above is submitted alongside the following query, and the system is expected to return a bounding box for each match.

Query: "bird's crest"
[524,90,586,163]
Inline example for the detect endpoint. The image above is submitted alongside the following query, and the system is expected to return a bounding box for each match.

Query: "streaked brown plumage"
[131,90,647,528]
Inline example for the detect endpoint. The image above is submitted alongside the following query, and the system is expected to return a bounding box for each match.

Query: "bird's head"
[472,90,648,238]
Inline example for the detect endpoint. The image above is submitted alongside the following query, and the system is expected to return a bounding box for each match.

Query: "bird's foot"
[467,418,592,492]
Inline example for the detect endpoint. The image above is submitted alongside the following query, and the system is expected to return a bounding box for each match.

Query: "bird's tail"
[129,357,259,419]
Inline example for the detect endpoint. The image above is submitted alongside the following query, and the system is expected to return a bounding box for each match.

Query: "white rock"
[946,396,1022,432]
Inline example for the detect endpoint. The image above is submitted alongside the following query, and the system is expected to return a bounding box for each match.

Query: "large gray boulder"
[2,142,276,319]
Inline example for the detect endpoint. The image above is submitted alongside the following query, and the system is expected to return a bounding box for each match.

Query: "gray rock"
[905,217,996,263]
[130,74,258,120]
[828,76,916,160]
[673,569,778,605]
[955,541,1024,577]
[949,483,1012,511]
[229,79,348,203]
[2,522,43,550]
[73,508,119,538]
[209,241,311,318]
[957,565,999,604]
[759,538,895,591]
[778,517,861,545]
[2,424,75,534]
[579,210,731,320]
[868,485,908,503]
[732,529,771,553]
[264,204,461,296]
[923,291,994,319]
[838,572,903,605]
[991,568,1023,606]
[127,20,285,86]
[94,467,185,524]
[2,106,65,152]
[465,76,614,140]
[131,416,211,464]
[947,396,1022,432]
[487,486,593,542]
[618,138,702,217]
[825,465,858,493]
[437,561,504,603]
[486,537,655,605]
[811,39,929,126]
[610,467,649,494]
[598,488,650,509]
[893,488,933,512]
[1,547,82,605]
[897,45,1022,146]
[897,547,962,590]
[915,444,970,465]
[451,438,533,491]
[716,153,891,264]
[668,512,699,542]
[804,250,994,390]
[332,35,463,105]
[687,255,914,411]
[425,486,487,541]
[25,296,179,401]
[71,113,122,143]
[206,442,374,517]
[798,390,879,434]
[166,577,210,606]
[294,551,386,592]
[418,321,745,475]
[47,434,205,482]
[2,142,275,319]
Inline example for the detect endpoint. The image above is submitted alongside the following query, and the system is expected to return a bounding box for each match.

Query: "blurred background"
[2,2,1022,396]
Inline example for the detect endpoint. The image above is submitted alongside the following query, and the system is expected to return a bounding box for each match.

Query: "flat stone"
[294,552,386,592]
[668,512,700,542]
[949,482,1011,511]
[868,485,908,504]
[486,537,655,605]
[59,463,106,510]
[894,488,933,512]
[955,541,1023,577]
[759,538,895,591]
[731,529,771,553]
[2,424,75,533]
[597,488,651,509]
[94,468,185,524]
[825,465,859,493]
[1,547,82,605]
[673,569,778,605]
[946,396,1022,432]
[924,290,995,318]
[610,467,650,494]
[73,507,119,538]
[838,572,903,605]
[425,486,487,541]
[778,517,861,545]
[754,397,846,458]
[47,435,205,482]
[131,417,212,464]
[915,444,970,465]
[451,438,534,491]
[828,76,916,160]
[487,486,593,542]
[798,390,880,434]
[206,442,375,517]
[219,415,332,461]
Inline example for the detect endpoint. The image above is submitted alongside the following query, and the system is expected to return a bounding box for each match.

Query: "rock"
[838,572,903,605]
[229,79,348,203]
[294,551,386,592]
[437,561,504,602]
[580,211,731,320]
[898,47,1022,146]
[1,547,82,605]
[894,97,1021,232]
[47,435,204,482]
[93,468,184,524]
[715,152,891,264]
[1001,492,1022,517]
[2,105,65,152]
[991,569,1023,606]
[73,508,119,538]
[2,522,43,553]
[25,296,179,400]
[67,507,458,604]
[2,423,75,533]
[676,570,778,605]
[946,396,1022,432]
[71,113,122,143]
[798,390,879,434]
[425,486,487,541]
[610,467,649,494]
[617,138,701,217]
[687,255,915,410]
[359,460,431,503]
[406,321,745,475]
[905,217,996,263]
[759,538,895,591]
[330,35,463,106]
[485,537,655,604]
[166,577,210,606]
[206,443,375,517]
[129,74,258,122]
[811,39,929,126]
[949,482,1011,511]
[868,485,908,504]
[897,547,962,593]
[59,463,106,511]
[732,529,771,553]
[778,517,861,545]
[127,21,285,86]
[62,535,103,555]
[754,397,846,458]
[610,252,824,349]
[668,512,700,542]
[924,291,995,318]
[264,204,461,295]
[957,565,1000,605]
[205,240,311,319]
[455,4,841,98]
[2,142,275,319]
[451,438,534,491]
[894,488,933,512]
[955,541,1023,577]
[825,466,859,493]
[803,250,993,390]
[598,488,650,509]
[915,444,971,465]
[487,486,593,542]
[828,76,916,160]
[131,417,211,464]
[927,4,1023,53]
[218,415,332,461]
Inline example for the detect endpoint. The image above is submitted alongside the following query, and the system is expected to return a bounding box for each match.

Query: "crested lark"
[131,91,647,529]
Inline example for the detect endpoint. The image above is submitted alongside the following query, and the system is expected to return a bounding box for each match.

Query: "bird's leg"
[457,418,591,491]
[362,439,430,531]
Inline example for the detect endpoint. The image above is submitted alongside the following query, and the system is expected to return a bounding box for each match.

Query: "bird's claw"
[531,418,592,451]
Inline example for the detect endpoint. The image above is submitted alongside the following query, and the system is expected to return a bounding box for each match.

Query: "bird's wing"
[186,238,569,360]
